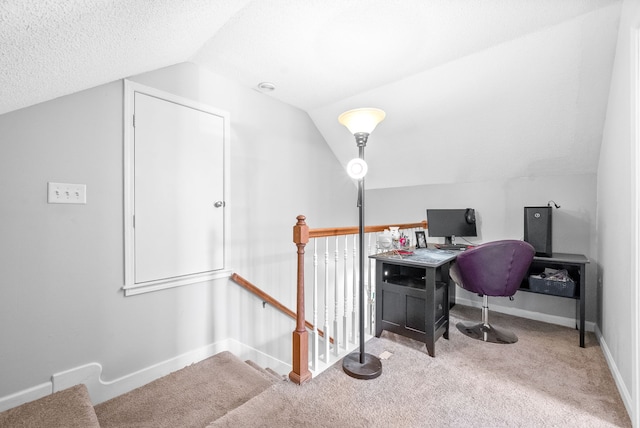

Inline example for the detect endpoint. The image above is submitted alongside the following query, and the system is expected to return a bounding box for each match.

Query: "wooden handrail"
[230,273,333,344]
[309,220,427,239]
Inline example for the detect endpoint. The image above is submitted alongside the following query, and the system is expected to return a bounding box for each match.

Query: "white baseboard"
[594,325,634,422]
[53,339,233,404]
[455,296,596,332]
[0,382,52,413]
[224,339,292,377]
[0,339,233,411]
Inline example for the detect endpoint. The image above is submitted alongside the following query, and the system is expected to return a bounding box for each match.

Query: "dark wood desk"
[519,253,589,347]
[369,249,457,357]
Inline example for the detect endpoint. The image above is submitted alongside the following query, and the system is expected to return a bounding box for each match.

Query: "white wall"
[367,174,598,323]
[0,62,355,400]
[129,63,358,363]
[598,0,640,422]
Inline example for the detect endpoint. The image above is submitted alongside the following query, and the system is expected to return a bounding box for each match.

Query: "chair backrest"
[451,240,535,297]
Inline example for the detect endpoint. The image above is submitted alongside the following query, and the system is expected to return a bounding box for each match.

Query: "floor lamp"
[338,107,385,380]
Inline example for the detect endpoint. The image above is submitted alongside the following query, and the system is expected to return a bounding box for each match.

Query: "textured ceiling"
[0,0,251,115]
[0,0,623,189]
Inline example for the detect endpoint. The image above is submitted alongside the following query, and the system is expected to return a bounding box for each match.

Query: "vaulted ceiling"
[0,0,622,189]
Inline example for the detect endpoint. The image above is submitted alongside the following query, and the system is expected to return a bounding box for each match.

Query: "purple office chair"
[450,240,535,344]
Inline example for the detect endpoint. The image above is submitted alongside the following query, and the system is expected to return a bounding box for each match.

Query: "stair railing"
[230,273,333,344]
[290,215,427,384]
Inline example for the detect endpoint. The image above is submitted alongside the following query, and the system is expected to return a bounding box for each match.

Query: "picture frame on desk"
[415,231,427,248]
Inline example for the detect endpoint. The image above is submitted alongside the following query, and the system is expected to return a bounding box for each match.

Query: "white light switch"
[47,182,86,204]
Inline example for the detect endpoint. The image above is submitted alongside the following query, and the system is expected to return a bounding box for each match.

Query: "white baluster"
[323,237,330,362]
[333,236,339,357]
[342,235,348,349]
[311,239,318,371]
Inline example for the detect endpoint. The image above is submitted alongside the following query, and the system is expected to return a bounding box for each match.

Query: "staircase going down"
[93,351,284,427]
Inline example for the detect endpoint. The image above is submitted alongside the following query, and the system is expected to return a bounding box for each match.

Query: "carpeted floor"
[210,305,631,427]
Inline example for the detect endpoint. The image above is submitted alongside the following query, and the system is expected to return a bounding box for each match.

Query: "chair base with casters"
[456,295,518,344]
[449,239,535,345]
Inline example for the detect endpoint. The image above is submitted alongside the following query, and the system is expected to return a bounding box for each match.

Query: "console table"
[519,253,589,347]
[369,249,457,357]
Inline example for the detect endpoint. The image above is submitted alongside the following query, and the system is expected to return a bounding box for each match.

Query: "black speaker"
[524,206,552,257]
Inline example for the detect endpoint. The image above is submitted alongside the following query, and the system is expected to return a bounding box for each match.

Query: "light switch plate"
[48,182,86,204]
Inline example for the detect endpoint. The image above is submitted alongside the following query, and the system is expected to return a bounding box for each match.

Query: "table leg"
[424,267,436,357]
[442,263,450,340]
[375,262,383,338]
[579,264,586,347]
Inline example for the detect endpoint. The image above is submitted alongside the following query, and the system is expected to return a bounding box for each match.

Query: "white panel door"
[134,92,224,284]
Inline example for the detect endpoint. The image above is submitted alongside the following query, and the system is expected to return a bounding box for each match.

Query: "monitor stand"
[437,236,466,250]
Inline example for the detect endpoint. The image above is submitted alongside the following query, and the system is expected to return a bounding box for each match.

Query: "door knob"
[214,201,225,208]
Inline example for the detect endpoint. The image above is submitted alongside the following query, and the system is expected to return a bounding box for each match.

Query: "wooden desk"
[369,249,457,357]
[519,253,589,347]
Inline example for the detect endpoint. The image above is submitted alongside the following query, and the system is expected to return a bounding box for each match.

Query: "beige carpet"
[94,351,277,427]
[210,305,631,428]
[0,384,100,428]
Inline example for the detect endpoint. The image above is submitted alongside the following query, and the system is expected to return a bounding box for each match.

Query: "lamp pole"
[339,109,385,380]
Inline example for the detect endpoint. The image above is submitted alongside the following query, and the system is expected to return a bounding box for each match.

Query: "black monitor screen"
[426,209,477,244]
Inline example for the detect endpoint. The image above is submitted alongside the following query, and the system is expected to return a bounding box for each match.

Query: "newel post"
[289,215,312,385]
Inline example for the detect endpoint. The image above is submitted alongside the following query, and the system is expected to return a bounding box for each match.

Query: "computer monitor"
[426,208,477,245]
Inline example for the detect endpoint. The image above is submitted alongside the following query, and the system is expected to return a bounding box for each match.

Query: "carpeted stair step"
[265,367,288,382]
[94,351,277,428]
[0,384,100,428]
[244,360,288,382]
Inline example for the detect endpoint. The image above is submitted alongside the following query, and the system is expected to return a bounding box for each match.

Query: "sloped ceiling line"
[0,0,622,188]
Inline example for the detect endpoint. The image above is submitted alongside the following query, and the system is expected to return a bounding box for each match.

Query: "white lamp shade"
[347,158,368,179]
[338,108,386,135]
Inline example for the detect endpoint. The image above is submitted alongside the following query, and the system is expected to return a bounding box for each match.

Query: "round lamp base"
[342,351,382,380]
